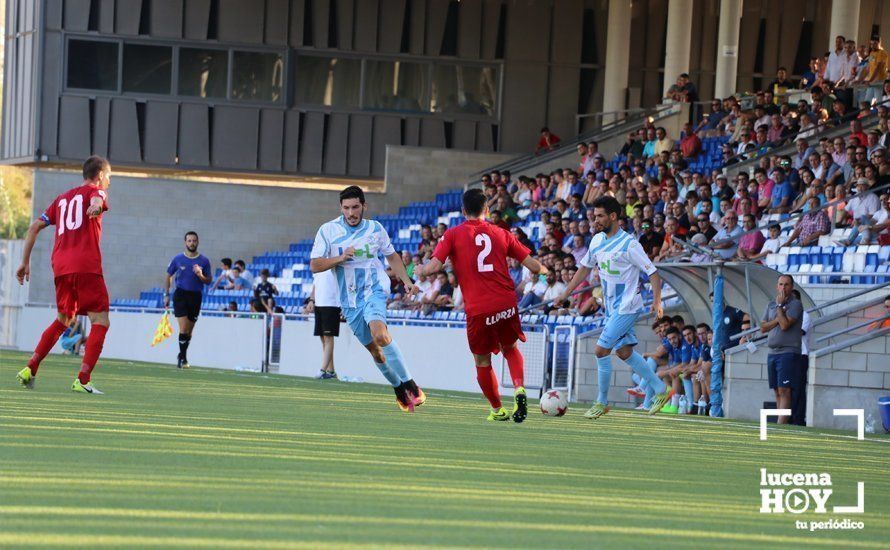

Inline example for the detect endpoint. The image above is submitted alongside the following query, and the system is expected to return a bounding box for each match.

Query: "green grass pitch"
[1,350,888,548]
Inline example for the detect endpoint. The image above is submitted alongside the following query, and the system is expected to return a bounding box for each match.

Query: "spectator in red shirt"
[680,122,702,159]
[849,119,869,148]
[536,127,561,153]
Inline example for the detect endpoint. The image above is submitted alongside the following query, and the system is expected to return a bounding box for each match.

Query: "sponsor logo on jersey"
[485,307,516,326]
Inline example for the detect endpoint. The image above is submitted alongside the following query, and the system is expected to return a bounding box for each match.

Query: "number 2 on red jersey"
[475,233,494,272]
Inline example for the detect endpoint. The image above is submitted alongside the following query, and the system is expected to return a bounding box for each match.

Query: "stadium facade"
[0,0,882,301]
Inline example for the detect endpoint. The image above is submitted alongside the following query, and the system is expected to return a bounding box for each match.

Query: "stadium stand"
[115,92,890,336]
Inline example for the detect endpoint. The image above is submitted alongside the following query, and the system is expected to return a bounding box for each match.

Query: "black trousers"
[790,354,809,426]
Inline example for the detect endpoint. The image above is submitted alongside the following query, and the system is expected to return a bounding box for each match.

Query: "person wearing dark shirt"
[164,231,212,369]
[638,220,665,259]
[254,268,279,313]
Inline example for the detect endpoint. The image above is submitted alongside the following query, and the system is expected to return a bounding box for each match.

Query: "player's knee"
[594,346,610,358]
[372,332,390,348]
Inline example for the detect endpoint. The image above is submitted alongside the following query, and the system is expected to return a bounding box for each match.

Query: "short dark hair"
[260,268,270,277]
[696,323,712,331]
[82,155,110,180]
[665,326,681,337]
[221,258,232,268]
[339,185,365,204]
[778,274,795,286]
[683,325,696,334]
[462,188,486,217]
[592,196,622,216]
[235,260,246,268]
[672,315,685,325]
[184,231,198,240]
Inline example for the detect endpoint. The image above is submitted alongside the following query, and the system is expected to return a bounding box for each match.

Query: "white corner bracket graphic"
[759,409,792,440]
[833,481,866,514]
[833,408,865,440]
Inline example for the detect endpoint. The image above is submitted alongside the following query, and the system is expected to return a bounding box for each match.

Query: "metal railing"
[720,96,890,174]
[467,104,680,186]
[812,326,890,357]
[727,281,890,346]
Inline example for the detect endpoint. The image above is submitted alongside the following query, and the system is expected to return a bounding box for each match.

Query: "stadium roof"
[656,262,817,325]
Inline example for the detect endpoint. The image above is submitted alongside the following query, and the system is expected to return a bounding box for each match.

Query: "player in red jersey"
[422,189,547,422]
[15,156,113,394]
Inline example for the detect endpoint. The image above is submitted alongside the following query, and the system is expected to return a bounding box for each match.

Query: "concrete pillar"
[828,0,861,49]
[602,0,633,121]
[663,0,694,97]
[714,0,742,99]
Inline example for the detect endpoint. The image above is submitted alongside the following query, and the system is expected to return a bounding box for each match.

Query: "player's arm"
[192,261,212,284]
[309,247,355,273]
[385,252,417,295]
[554,265,592,304]
[86,195,105,218]
[163,273,174,308]
[420,257,444,277]
[521,255,548,275]
[16,218,49,284]
[645,344,668,360]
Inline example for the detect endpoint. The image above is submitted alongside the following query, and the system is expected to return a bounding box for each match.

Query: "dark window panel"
[67,39,119,91]
[231,51,284,102]
[364,60,429,112]
[178,48,227,98]
[293,55,361,107]
[123,44,172,94]
[430,64,497,116]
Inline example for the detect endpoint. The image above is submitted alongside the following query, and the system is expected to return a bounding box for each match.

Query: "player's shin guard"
[625,352,666,395]
[381,341,411,383]
[596,355,612,405]
[178,333,191,361]
[28,320,69,375]
[374,361,401,387]
[78,324,108,385]
[502,345,525,388]
[475,366,502,409]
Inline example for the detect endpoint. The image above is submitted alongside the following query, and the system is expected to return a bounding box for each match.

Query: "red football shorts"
[54,273,110,316]
[466,306,526,356]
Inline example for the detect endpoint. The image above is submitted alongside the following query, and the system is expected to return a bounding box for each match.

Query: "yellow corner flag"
[151,310,174,347]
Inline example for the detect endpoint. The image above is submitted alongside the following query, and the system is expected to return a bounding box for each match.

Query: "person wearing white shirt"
[309,269,341,379]
[824,35,847,83]
[845,181,881,220]
[541,272,568,313]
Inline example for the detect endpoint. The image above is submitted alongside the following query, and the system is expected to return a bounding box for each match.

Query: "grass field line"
[0,439,678,484]
[0,474,763,516]
[1,425,884,479]
[0,533,431,549]
[0,506,883,548]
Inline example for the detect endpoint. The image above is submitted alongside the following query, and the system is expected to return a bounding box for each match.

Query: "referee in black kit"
[164,231,212,369]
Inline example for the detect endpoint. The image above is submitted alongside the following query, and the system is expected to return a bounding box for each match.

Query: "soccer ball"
[540,390,568,416]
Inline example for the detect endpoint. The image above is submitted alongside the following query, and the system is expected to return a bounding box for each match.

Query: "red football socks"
[476,366,502,409]
[78,324,108,384]
[503,345,525,388]
[28,320,68,375]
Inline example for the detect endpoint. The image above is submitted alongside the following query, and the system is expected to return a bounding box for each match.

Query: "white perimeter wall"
[12,306,522,397]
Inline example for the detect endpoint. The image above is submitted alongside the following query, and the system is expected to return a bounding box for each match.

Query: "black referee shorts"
[172,289,203,322]
[314,306,341,337]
